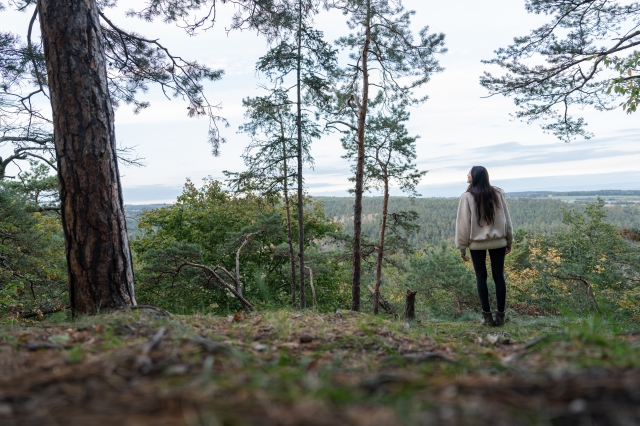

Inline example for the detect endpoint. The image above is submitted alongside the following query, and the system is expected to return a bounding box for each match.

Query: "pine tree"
[481,0,640,141]
[249,3,337,308]
[342,104,425,314]
[330,0,445,311]
[226,89,316,305]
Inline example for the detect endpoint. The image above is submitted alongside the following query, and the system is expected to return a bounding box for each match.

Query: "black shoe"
[481,311,495,326]
[494,311,505,326]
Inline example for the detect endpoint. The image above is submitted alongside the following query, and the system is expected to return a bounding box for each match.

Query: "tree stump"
[403,289,417,320]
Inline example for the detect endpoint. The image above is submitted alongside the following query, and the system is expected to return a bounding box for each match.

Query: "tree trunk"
[37,0,136,316]
[373,170,389,314]
[296,0,306,309]
[279,114,297,307]
[404,289,417,320]
[351,0,371,312]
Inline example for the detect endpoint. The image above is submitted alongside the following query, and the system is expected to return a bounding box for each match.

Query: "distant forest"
[318,197,640,247]
[506,190,640,198]
[126,196,640,248]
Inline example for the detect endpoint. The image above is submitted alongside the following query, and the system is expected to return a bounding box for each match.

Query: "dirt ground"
[1,309,640,425]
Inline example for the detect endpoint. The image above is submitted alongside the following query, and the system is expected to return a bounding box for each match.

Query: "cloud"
[415,171,640,198]
[123,185,184,204]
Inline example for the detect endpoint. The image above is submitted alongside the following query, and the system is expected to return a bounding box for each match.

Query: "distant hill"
[506,190,640,198]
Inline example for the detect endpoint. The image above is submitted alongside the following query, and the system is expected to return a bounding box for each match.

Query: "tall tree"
[253,4,336,308]
[225,89,315,306]
[36,0,137,314]
[343,104,425,314]
[1,0,281,314]
[481,0,640,141]
[330,0,445,311]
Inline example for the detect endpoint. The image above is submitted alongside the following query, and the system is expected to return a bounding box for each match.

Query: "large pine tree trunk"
[37,0,136,315]
[351,0,371,312]
[373,172,389,314]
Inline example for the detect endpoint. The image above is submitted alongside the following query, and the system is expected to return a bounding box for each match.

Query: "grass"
[1,308,639,425]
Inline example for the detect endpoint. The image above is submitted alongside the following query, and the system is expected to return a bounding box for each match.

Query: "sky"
[2,0,640,203]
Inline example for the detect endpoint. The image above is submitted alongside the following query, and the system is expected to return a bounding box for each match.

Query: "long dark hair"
[467,166,501,226]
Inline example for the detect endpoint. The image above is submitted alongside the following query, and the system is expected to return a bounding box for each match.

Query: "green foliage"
[4,160,58,207]
[0,180,67,315]
[333,0,446,107]
[406,244,477,317]
[225,91,313,197]
[508,199,640,318]
[131,179,348,314]
[342,104,425,195]
[605,52,640,113]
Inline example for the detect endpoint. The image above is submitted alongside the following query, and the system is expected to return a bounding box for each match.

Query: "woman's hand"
[505,247,511,255]
[460,252,470,262]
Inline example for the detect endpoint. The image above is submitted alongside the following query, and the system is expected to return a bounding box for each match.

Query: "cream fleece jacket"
[455,188,513,253]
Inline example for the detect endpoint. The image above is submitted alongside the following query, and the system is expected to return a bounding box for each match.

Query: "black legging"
[470,247,506,313]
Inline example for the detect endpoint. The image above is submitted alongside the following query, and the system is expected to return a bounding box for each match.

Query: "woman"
[455,166,513,326]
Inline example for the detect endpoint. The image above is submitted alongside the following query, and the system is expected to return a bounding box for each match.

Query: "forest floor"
[1,309,640,425]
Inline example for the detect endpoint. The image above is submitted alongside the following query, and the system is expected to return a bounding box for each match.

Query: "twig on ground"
[135,327,166,374]
[128,304,171,317]
[19,306,69,319]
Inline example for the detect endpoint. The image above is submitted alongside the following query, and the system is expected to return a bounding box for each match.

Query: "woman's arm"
[455,194,471,258]
[502,192,513,249]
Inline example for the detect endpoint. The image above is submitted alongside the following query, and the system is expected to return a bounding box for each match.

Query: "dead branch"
[19,305,69,319]
[552,274,601,314]
[367,285,395,315]
[180,261,254,312]
[304,266,317,311]
[236,230,265,295]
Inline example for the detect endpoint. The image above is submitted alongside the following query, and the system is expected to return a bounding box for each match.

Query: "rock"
[487,334,500,345]
[299,333,314,344]
[0,403,13,417]
[569,398,587,414]
[252,343,268,352]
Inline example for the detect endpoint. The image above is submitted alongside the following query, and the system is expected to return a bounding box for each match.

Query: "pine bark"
[373,169,389,314]
[351,0,371,312]
[37,0,136,315]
